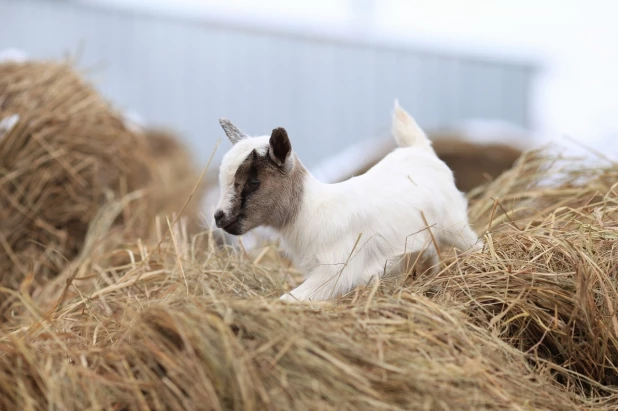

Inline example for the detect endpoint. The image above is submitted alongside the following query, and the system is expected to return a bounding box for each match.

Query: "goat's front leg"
[279,265,350,302]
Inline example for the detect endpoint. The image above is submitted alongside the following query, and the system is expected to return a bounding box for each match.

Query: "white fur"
[391,99,432,149]
[218,101,482,301]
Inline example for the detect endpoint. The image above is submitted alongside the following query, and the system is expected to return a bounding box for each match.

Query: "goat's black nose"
[214,210,225,226]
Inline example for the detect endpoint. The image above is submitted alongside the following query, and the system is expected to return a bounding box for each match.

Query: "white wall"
[369,0,618,153]
[1,0,535,168]
[136,0,617,153]
[6,0,615,156]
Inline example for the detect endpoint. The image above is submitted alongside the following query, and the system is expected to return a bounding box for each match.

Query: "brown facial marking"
[222,148,305,236]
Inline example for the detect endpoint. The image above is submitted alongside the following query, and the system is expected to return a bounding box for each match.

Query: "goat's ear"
[269,127,292,167]
[219,118,249,145]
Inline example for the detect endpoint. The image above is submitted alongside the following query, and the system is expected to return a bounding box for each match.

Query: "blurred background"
[1,0,617,175]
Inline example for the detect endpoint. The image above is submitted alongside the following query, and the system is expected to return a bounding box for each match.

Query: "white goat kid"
[214,101,482,301]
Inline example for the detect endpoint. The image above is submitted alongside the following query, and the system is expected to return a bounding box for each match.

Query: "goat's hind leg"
[413,248,440,276]
[441,224,483,256]
[395,241,441,280]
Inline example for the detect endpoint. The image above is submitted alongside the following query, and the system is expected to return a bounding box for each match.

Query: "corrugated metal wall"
[0,0,536,168]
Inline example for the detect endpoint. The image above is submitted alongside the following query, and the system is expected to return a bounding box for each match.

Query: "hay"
[447,148,618,389]
[0,61,151,302]
[0,145,617,410]
[0,61,207,319]
[431,137,523,192]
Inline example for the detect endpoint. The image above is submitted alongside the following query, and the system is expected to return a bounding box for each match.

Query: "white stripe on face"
[215,136,270,214]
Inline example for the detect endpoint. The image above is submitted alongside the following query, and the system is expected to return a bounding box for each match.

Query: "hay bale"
[0,61,211,315]
[0,61,153,295]
[0,294,586,410]
[0,147,617,409]
[431,137,523,192]
[442,148,618,389]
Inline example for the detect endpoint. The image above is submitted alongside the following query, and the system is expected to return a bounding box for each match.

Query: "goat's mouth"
[221,217,244,235]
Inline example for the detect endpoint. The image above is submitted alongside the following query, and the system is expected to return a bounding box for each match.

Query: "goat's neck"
[277,172,340,259]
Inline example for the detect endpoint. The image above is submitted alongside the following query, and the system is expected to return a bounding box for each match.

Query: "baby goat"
[214,101,482,301]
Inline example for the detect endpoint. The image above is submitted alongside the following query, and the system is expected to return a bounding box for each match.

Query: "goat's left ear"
[219,118,249,145]
[269,127,292,167]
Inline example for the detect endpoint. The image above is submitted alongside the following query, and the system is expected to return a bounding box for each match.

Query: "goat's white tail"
[391,99,432,149]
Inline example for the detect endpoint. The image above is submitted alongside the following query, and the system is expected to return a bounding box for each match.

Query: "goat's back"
[337,146,471,246]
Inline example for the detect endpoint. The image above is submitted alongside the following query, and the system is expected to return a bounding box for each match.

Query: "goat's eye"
[247,178,260,189]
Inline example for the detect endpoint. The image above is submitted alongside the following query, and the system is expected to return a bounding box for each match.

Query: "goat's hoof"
[280,292,314,303]
[279,293,298,302]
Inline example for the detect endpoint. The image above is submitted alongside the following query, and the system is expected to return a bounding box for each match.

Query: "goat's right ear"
[269,127,292,167]
[219,118,249,145]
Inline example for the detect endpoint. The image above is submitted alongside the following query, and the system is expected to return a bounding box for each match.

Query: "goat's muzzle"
[214,210,243,234]
[214,210,227,228]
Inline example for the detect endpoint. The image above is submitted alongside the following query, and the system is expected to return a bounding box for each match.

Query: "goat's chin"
[222,220,245,236]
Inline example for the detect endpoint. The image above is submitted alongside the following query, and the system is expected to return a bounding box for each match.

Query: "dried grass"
[0,147,615,410]
[1,61,618,410]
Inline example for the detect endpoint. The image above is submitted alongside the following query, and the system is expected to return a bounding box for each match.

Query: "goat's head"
[214,119,305,235]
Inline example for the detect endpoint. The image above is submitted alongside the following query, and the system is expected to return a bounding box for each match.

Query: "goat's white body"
[279,144,480,301]
[214,101,482,301]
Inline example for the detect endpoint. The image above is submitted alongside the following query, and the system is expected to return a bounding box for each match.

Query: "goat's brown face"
[214,121,304,236]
